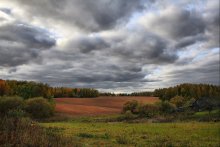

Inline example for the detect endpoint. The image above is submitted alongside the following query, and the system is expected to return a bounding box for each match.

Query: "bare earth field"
[55,96,159,116]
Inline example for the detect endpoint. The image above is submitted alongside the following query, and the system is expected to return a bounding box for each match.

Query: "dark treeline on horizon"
[0,79,219,100]
[0,79,99,99]
[154,83,220,101]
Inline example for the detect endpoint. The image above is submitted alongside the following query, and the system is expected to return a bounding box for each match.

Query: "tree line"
[0,79,99,99]
[101,83,220,100]
[0,79,219,100]
[154,83,220,101]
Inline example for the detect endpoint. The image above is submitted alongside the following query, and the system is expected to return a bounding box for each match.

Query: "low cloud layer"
[0,0,219,92]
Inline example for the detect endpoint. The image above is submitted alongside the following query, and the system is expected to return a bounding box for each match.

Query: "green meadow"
[41,120,220,147]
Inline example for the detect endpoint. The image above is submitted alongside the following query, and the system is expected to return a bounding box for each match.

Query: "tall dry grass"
[0,117,82,147]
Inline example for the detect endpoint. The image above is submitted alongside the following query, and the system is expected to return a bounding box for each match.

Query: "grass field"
[41,121,220,147]
[55,96,159,116]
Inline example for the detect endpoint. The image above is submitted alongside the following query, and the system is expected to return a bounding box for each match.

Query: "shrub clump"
[156,101,176,114]
[25,97,54,119]
[0,96,24,117]
[119,110,137,120]
[122,100,176,118]
[138,103,159,117]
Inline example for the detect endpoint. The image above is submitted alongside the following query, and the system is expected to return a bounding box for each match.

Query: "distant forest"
[154,83,220,101]
[0,79,98,99]
[0,79,219,100]
[102,84,220,100]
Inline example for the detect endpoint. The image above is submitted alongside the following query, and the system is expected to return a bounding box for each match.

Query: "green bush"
[122,100,139,114]
[183,98,196,108]
[0,96,24,117]
[157,101,176,114]
[138,104,159,117]
[25,97,54,119]
[170,96,185,107]
[122,110,137,120]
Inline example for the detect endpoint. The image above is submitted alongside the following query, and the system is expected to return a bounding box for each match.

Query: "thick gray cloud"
[65,30,178,64]
[0,0,219,92]
[67,35,110,53]
[0,23,56,48]
[151,8,205,40]
[174,35,206,49]
[0,22,56,66]
[168,58,220,86]
[203,0,220,48]
[12,0,146,31]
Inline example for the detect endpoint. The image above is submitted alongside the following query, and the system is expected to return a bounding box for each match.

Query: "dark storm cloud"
[14,0,145,31]
[12,65,158,90]
[203,0,220,48]
[68,35,110,53]
[145,7,206,40]
[0,22,56,67]
[140,1,219,50]
[9,60,146,87]
[66,30,178,64]
[174,35,206,49]
[168,59,220,85]
[76,72,145,83]
[0,23,56,48]
[7,46,152,88]
[107,31,178,64]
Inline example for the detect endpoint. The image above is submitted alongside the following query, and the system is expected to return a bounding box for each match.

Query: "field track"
[55,96,159,116]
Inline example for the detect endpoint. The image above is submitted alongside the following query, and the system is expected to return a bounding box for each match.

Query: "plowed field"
[55,96,159,116]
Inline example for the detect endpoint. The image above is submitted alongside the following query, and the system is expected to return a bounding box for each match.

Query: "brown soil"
[55,96,159,116]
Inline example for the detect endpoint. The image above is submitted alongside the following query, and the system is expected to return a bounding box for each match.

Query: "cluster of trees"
[154,83,220,101]
[130,91,153,96]
[0,80,51,99]
[101,84,219,99]
[52,87,99,98]
[0,96,54,119]
[122,100,176,118]
[123,83,220,118]
[153,84,220,113]
[0,79,99,98]
[122,97,218,120]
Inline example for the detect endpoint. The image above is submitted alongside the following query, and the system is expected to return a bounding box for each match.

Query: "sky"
[0,0,219,93]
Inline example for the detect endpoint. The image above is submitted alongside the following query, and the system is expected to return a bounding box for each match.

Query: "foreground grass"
[41,121,220,147]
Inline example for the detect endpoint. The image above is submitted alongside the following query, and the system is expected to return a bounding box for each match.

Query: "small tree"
[170,96,185,107]
[25,97,54,119]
